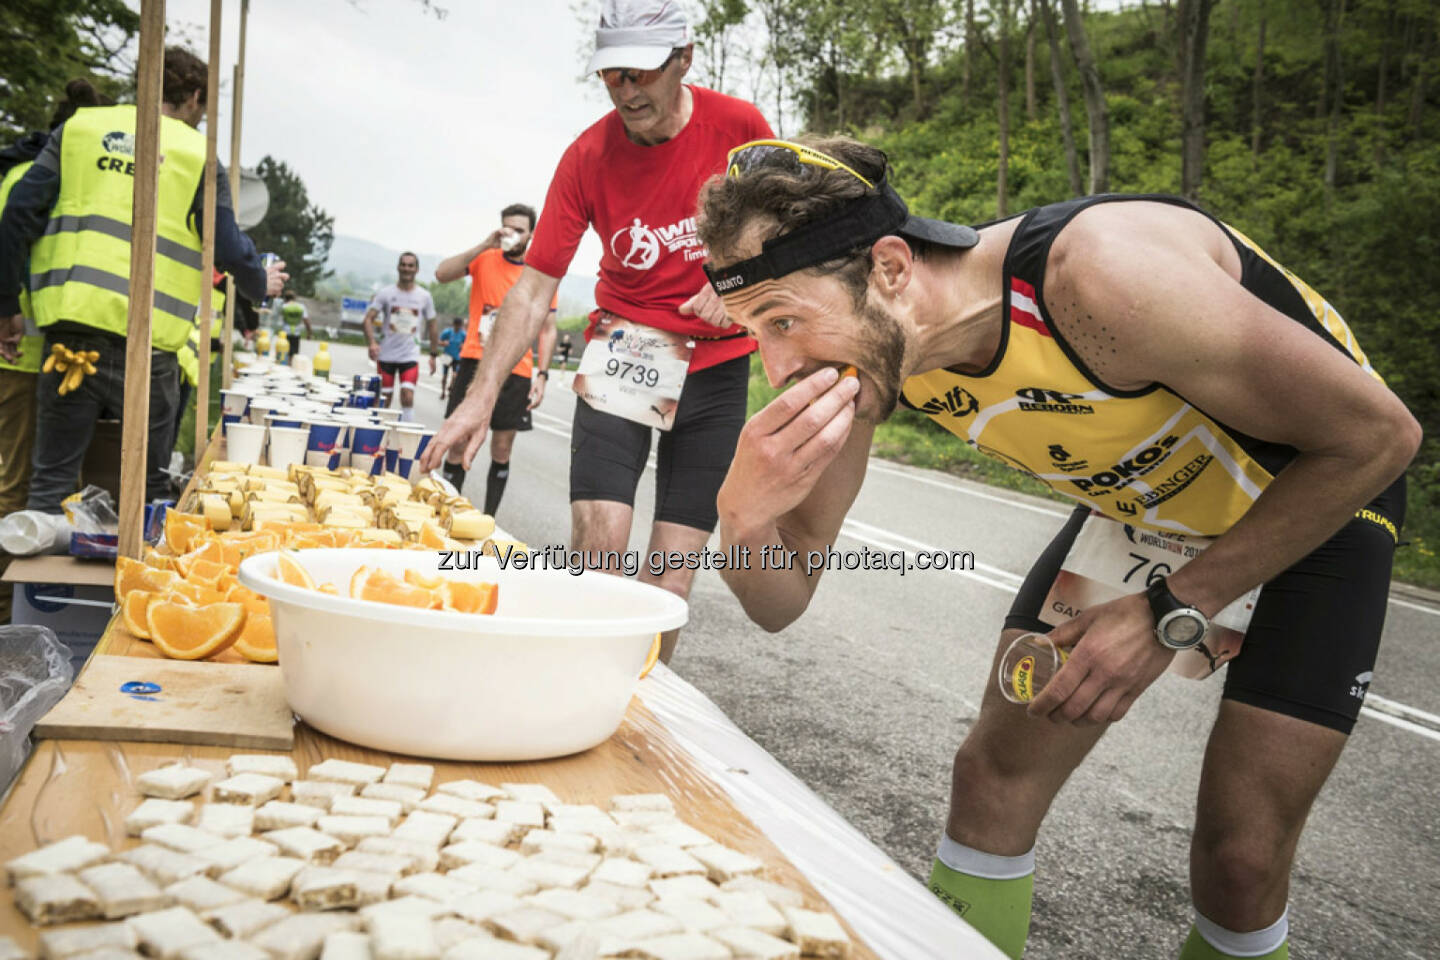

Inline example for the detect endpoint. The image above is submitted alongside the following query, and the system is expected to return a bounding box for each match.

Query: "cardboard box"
[3,555,114,674]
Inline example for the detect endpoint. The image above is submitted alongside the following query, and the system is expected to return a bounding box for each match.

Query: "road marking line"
[1365,693,1440,730]
[1358,707,1440,743]
[1387,595,1440,618]
[865,460,1070,518]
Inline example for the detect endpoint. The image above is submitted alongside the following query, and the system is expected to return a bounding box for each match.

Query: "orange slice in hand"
[439,580,498,615]
[276,552,317,590]
[354,568,439,609]
[234,612,278,663]
[123,590,156,639]
[403,569,445,590]
[148,601,246,660]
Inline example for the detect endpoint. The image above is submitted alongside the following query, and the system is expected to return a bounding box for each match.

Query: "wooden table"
[0,427,883,953]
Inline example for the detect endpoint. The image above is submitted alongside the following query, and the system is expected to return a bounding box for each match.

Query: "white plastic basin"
[237,548,687,761]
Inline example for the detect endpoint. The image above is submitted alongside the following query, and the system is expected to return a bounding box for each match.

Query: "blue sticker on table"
[120,681,162,701]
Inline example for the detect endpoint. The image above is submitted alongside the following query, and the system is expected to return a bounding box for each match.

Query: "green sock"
[1178,912,1289,959]
[929,844,1034,960]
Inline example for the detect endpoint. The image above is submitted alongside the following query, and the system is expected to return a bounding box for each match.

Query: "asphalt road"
[319,340,1440,959]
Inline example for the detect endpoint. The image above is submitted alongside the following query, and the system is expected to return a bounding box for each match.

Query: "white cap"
[586,0,690,73]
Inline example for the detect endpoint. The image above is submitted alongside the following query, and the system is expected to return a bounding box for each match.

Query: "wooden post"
[220,0,249,388]
[118,0,166,561]
[195,0,222,457]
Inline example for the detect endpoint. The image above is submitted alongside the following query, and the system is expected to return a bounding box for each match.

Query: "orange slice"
[164,510,209,555]
[418,521,447,549]
[234,612,278,663]
[220,531,280,567]
[277,552,317,590]
[166,580,229,605]
[115,557,179,600]
[123,590,156,639]
[403,569,445,590]
[186,558,230,588]
[354,568,438,609]
[439,580,498,615]
[226,583,268,613]
[639,632,662,679]
[318,583,338,595]
[840,364,858,379]
[348,565,373,598]
[142,547,177,573]
[174,540,225,577]
[148,601,246,660]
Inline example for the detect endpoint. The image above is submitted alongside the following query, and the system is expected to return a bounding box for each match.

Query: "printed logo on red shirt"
[610,215,706,271]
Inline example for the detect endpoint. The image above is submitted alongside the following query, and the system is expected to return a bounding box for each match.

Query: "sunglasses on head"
[597,48,682,88]
[725,139,877,188]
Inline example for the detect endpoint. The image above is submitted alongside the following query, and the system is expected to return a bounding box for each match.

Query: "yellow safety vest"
[0,160,43,373]
[177,283,228,387]
[27,104,206,353]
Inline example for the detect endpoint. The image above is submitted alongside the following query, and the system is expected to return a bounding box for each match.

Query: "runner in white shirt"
[362,251,438,420]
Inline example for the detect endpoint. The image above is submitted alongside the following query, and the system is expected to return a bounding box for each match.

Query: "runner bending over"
[696,135,1419,960]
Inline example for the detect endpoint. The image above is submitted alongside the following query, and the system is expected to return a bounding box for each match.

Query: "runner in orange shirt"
[433,203,557,516]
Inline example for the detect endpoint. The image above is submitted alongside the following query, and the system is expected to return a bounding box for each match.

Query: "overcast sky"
[153,0,633,275]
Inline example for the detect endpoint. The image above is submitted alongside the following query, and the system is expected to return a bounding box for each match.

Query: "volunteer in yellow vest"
[0,79,109,624]
[0,47,285,513]
[696,137,1420,960]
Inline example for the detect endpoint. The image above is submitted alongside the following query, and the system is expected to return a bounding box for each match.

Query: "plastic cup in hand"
[998,633,1070,704]
[267,426,311,470]
[499,228,519,251]
[226,422,267,466]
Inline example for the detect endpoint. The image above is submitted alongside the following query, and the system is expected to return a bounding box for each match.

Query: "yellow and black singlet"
[899,195,1380,537]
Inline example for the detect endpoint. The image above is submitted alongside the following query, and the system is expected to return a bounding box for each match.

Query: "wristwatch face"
[1157,609,1205,649]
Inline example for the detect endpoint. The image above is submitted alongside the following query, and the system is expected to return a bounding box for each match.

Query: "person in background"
[557,331,573,371]
[438,316,464,399]
[0,78,108,624]
[433,204,557,515]
[421,0,772,662]
[280,290,310,358]
[0,47,285,514]
[362,251,436,421]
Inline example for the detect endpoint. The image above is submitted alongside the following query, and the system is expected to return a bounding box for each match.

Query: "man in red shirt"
[422,0,772,660]
[434,203,557,517]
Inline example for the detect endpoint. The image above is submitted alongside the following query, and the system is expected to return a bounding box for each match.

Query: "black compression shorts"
[1005,475,1407,734]
[569,353,749,532]
[445,359,532,432]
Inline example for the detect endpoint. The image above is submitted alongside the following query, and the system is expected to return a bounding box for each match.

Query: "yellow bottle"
[275,330,291,364]
[314,341,331,377]
[256,328,271,355]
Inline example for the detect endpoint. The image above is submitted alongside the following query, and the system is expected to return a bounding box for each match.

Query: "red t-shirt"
[462,248,557,377]
[525,85,773,371]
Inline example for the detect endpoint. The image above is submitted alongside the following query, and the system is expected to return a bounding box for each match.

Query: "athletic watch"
[1145,576,1209,651]
[535,371,548,379]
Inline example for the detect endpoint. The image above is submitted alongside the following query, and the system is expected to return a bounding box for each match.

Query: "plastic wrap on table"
[0,626,74,793]
[635,664,1009,960]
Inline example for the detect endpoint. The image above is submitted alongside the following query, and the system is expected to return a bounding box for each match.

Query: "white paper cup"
[248,398,286,425]
[226,422,267,465]
[373,408,404,424]
[350,452,380,475]
[267,425,311,470]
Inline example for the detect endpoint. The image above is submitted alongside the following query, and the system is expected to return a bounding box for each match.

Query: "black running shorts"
[1005,475,1407,734]
[569,354,749,532]
[445,359,532,432]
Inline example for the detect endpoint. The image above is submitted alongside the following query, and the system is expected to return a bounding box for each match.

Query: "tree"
[694,0,751,96]
[1059,0,1109,193]
[1177,0,1215,200]
[244,157,334,297]
[997,0,1013,216]
[0,0,138,141]
[422,279,467,318]
[1041,0,1084,196]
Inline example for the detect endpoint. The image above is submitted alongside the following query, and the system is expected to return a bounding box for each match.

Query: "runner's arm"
[718,370,871,631]
[434,234,500,284]
[535,309,557,373]
[1029,207,1421,724]
[362,307,380,348]
[1049,214,1420,616]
